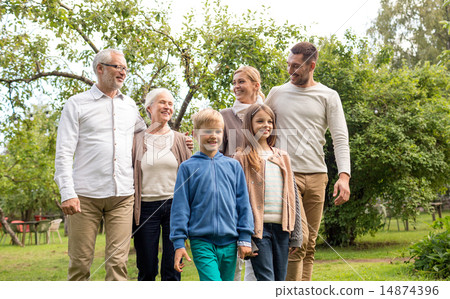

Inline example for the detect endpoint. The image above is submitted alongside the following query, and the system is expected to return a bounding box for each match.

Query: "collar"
[91,84,125,101]
[195,151,223,160]
[288,81,320,90]
[231,95,264,120]
[262,147,282,159]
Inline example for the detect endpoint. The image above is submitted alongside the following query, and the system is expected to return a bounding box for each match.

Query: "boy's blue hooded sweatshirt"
[170,151,254,250]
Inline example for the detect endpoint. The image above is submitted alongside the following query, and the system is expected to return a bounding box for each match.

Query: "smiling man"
[265,42,351,281]
[54,49,145,281]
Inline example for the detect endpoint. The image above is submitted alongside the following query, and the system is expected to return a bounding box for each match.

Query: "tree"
[368,0,450,67]
[438,0,450,67]
[441,0,450,34]
[0,0,303,130]
[162,1,302,130]
[0,104,60,220]
[0,207,23,246]
[315,33,450,245]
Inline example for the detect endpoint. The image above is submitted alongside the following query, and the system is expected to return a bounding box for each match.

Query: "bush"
[408,216,450,279]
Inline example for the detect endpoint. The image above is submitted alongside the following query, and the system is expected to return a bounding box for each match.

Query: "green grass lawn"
[0,211,448,281]
[311,211,449,281]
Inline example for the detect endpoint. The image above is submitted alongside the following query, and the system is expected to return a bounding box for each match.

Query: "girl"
[234,103,302,281]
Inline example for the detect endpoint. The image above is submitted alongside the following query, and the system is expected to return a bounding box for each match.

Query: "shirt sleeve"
[327,91,351,176]
[54,98,79,202]
[134,111,147,133]
[170,164,191,249]
[235,162,254,243]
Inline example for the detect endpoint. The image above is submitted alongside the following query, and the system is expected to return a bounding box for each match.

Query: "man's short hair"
[92,49,125,76]
[144,88,174,119]
[290,42,318,64]
[192,108,224,130]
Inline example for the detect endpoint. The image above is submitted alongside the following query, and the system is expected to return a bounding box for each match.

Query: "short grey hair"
[92,49,125,76]
[144,88,174,119]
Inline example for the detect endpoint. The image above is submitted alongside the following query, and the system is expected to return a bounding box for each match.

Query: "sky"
[167,0,381,38]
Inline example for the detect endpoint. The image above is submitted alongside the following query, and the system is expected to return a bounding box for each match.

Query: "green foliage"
[0,0,303,130]
[441,0,450,34]
[368,0,450,67]
[408,217,450,279]
[148,0,303,129]
[0,104,60,220]
[178,0,299,109]
[438,0,450,68]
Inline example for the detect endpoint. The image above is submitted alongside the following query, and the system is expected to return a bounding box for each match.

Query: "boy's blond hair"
[192,108,224,130]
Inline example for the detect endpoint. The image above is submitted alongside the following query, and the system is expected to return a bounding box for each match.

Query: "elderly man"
[54,48,146,281]
[265,42,351,281]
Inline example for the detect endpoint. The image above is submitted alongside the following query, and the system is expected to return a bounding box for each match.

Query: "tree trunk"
[173,90,195,131]
[25,208,33,221]
[0,207,23,246]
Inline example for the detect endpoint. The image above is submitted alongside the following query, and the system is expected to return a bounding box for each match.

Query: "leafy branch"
[0,70,94,86]
[58,1,100,53]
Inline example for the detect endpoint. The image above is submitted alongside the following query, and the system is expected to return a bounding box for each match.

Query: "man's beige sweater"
[266,82,350,175]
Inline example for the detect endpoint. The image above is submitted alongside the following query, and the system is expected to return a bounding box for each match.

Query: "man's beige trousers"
[67,195,134,281]
[286,173,328,281]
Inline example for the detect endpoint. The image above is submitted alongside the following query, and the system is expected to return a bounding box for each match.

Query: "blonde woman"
[220,66,265,157]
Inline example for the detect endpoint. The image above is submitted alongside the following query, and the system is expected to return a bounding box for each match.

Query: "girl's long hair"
[239,103,276,172]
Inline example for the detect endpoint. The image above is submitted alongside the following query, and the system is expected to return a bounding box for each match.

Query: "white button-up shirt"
[54,85,146,202]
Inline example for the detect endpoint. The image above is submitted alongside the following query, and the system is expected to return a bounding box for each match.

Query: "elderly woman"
[132,88,191,281]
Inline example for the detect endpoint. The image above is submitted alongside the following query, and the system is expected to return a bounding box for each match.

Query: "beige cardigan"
[234,147,302,247]
[132,129,192,225]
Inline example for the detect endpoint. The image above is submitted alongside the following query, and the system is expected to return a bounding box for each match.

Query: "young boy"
[170,108,254,281]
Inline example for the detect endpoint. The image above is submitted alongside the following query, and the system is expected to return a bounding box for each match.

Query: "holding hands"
[238,245,256,260]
